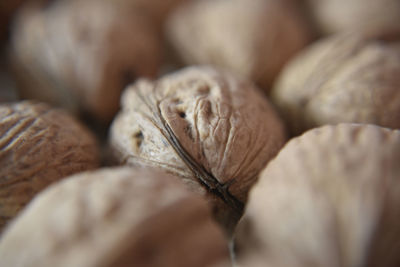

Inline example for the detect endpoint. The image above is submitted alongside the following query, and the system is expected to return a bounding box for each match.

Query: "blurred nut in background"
[166,0,311,91]
[307,0,400,35]
[0,101,99,231]
[0,167,230,267]
[0,0,26,40]
[272,30,400,135]
[109,66,286,232]
[235,124,400,267]
[10,0,161,122]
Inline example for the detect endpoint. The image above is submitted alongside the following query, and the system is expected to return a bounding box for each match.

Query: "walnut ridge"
[110,66,286,230]
[0,101,99,231]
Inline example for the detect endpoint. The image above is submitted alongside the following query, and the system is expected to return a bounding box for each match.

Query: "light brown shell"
[0,101,99,231]
[235,124,400,267]
[307,0,400,34]
[0,167,230,267]
[166,0,311,91]
[272,31,400,135]
[109,66,286,230]
[10,0,161,122]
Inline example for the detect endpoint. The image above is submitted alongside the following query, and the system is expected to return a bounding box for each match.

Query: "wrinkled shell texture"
[307,0,400,34]
[235,124,400,267]
[10,0,161,122]
[272,31,400,135]
[0,167,230,267]
[0,101,99,230]
[166,0,310,90]
[110,66,286,228]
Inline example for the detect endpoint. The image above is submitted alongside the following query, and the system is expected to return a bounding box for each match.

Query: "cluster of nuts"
[0,0,400,266]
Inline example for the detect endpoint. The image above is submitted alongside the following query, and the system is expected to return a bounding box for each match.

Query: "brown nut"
[109,66,286,232]
[272,30,400,136]
[166,0,311,91]
[0,167,230,267]
[235,124,400,267]
[0,101,99,231]
[10,0,161,122]
[307,0,400,34]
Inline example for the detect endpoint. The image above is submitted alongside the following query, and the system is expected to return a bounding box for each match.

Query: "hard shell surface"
[0,167,230,267]
[10,0,161,122]
[110,66,286,229]
[272,31,400,135]
[0,101,99,230]
[166,0,311,91]
[307,0,400,34]
[235,124,400,267]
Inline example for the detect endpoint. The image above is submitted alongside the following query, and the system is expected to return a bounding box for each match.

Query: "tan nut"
[307,0,400,34]
[10,0,161,122]
[235,124,400,267]
[272,30,400,135]
[0,167,230,267]
[166,0,311,91]
[0,101,99,231]
[109,66,286,231]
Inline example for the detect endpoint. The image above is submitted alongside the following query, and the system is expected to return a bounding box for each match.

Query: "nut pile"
[0,0,400,266]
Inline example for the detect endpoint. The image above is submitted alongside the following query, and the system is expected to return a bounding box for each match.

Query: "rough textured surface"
[0,167,230,267]
[307,0,400,34]
[235,124,400,267]
[0,101,99,231]
[166,0,311,91]
[10,0,161,122]
[110,66,286,231]
[272,31,400,135]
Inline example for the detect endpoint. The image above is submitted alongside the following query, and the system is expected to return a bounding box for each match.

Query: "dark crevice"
[157,103,244,215]
[133,131,143,148]
[178,111,186,118]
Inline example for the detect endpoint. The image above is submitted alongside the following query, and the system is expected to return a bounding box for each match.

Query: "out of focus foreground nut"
[0,167,230,267]
[235,124,400,267]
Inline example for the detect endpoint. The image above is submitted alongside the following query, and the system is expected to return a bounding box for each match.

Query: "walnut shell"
[0,167,230,267]
[235,124,400,267]
[10,0,161,122]
[307,0,400,34]
[272,31,400,135]
[166,0,311,91]
[0,101,99,231]
[110,66,286,231]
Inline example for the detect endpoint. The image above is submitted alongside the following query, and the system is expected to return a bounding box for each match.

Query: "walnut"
[0,167,230,267]
[109,66,286,231]
[0,101,99,231]
[307,0,400,34]
[272,30,400,136]
[235,124,400,267]
[166,0,311,91]
[10,0,161,122]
